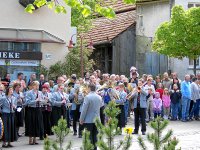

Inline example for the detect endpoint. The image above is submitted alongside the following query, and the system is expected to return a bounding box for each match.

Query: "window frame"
[188,2,200,8]
[0,42,41,52]
[189,57,200,69]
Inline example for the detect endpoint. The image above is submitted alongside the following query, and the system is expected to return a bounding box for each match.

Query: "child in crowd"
[153,92,162,118]
[170,84,182,120]
[162,88,171,120]
[156,83,164,98]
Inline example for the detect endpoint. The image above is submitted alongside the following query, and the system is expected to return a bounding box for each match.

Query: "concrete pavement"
[3,119,200,150]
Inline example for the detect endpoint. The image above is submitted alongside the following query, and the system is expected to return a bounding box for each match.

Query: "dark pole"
[80,36,84,78]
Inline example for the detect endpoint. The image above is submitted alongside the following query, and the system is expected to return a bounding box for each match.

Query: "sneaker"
[78,135,82,138]
[73,132,77,136]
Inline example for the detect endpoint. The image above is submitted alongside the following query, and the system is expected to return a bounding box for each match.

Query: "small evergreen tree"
[80,129,94,150]
[95,101,132,150]
[138,117,179,150]
[44,117,72,150]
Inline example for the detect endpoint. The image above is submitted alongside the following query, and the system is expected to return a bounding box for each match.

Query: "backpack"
[103,88,111,104]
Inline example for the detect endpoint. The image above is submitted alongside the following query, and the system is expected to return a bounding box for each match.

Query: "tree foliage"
[153,5,200,74]
[44,117,72,150]
[80,129,94,150]
[138,117,179,150]
[25,0,128,18]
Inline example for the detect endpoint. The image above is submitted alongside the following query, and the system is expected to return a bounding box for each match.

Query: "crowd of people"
[0,67,199,149]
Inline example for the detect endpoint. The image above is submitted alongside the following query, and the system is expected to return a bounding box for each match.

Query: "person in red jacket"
[156,83,164,99]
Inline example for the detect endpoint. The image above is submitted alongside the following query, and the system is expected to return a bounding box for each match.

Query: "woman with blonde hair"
[26,81,44,145]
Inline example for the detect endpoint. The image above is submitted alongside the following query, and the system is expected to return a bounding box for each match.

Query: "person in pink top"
[162,88,171,120]
[153,92,162,119]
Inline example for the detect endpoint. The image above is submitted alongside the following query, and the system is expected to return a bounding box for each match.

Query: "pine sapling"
[44,117,72,150]
[95,101,132,150]
[80,129,94,150]
[138,117,179,150]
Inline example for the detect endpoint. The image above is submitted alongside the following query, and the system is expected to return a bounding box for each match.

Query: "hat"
[42,84,49,89]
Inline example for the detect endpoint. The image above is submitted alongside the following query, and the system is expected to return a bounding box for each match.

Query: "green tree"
[153,6,200,75]
[80,129,94,150]
[44,118,72,150]
[138,117,179,150]
[95,101,132,150]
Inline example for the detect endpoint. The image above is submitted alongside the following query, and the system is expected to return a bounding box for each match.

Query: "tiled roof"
[86,2,136,45]
[105,0,135,13]
[136,0,168,3]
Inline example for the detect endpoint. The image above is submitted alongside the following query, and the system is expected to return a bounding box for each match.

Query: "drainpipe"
[168,0,174,73]
[169,0,174,19]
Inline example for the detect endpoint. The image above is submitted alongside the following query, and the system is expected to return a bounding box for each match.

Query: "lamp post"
[67,34,95,78]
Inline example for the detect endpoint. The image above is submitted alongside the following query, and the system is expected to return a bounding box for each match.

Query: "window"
[27,43,41,52]
[0,42,41,52]
[188,3,200,8]
[139,15,144,27]
[189,58,200,67]
[137,5,142,15]
[0,42,9,51]
[13,42,26,51]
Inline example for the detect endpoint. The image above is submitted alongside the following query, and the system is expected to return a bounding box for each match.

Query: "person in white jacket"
[189,77,200,120]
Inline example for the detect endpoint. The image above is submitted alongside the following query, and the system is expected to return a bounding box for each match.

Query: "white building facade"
[136,0,200,79]
[0,0,71,80]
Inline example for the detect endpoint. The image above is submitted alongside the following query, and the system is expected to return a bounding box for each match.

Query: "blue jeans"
[182,97,191,120]
[171,103,179,120]
[124,100,129,123]
[154,110,161,119]
[190,99,200,118]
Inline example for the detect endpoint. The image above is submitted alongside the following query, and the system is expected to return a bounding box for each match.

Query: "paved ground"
[3,117,200,150]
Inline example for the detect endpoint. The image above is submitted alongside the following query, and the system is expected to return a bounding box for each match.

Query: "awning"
[0,28,65,44]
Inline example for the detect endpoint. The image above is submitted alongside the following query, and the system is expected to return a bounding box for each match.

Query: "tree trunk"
[194,59,197,76]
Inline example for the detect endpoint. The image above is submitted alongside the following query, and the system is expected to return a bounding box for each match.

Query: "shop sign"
[0,51,42,60]
[0,60,5,65]
[9,60,40,66]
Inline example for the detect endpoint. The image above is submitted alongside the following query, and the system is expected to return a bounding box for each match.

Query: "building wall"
[112,25,136,76]
[0,0,71,68]
[136,1,170,76]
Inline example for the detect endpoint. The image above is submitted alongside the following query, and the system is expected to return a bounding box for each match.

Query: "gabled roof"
[87,1,136,45]
[136,0,169,4]
[105,0,136,13]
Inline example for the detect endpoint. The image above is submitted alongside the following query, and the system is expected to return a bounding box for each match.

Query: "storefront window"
[0,42,41,52]
[0,65,39,83]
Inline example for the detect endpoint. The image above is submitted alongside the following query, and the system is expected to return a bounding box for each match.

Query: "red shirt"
[156,88,164,99]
